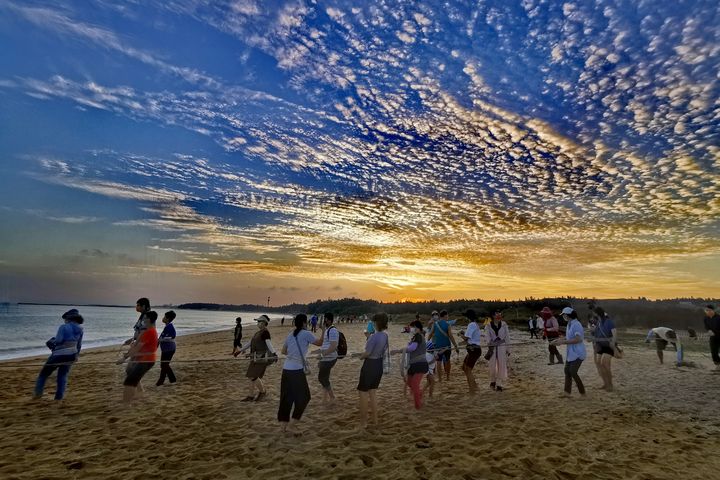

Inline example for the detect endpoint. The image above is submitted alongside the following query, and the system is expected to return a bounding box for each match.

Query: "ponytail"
[293,314,307,337]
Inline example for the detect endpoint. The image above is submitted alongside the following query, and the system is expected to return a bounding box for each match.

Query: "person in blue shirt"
[156,310,177,386]
[551,307,586,397]
[33,309,84,401]
[428,310,459,382]
[278,314,323,436]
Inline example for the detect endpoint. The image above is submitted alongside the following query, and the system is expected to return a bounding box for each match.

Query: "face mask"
[410,327,417,334]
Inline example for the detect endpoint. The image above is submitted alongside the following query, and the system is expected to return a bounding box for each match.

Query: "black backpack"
[328,326,348,358]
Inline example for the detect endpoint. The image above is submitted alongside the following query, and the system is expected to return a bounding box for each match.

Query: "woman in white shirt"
[460,309,483,393]
[278,314,323,436]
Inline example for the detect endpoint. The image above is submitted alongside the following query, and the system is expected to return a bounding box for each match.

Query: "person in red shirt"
[119,310,159,403]
[541,307,563,365]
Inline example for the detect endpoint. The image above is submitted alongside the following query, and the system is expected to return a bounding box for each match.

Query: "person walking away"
[310,314,318,333]
[357,313,389,429]
[703,305,720,370]
[551,307,586,397]
[404,320,429,409]
[237,315,276,401]
[33,309,84,401]
[592,307,617,391]
[157,311,177,386]
[232,317,243,356]
[429,310,459,382]
[485,312,510,391]
[120,311,158,403]
[278,314,322,435]
[541,307,563,365]
[460,309,483,393]
[318,312,340,404]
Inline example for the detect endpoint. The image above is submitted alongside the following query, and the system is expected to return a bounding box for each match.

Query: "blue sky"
[0,0,718,305]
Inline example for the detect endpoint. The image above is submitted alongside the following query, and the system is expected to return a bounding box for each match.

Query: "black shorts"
[463,347,482,369]
[123,362,155,386]
[656,339,668,351]
[596,345,614,356]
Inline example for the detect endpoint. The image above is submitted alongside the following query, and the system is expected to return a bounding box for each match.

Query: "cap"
[254,314,270,324]
[561,307,574,315]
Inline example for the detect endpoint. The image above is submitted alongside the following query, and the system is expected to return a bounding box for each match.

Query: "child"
[33,309,84,401]
[120,310,158,403]
[157,311,177,386]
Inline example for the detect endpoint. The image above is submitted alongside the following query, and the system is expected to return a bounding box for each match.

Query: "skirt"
[357,358,384,392]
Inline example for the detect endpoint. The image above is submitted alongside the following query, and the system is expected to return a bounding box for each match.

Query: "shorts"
[357,358,383,392]
[246,360,268,380]
[596,345,614,356]
[123,362,155,386]
[407,362,429,376]
[655,339,668,351]
[463,347,482,369]
[436,348,451,364]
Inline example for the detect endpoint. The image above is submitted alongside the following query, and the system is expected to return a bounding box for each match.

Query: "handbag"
[294,335,311,375]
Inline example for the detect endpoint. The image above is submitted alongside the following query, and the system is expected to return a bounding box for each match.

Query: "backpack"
[328,326,348,358]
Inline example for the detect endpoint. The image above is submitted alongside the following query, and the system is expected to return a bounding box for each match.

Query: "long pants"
[408,373,424,409]
[318,359,337,390]
[710,336,720,365]
[34,354,76,400]
[548,341,563,364]
[530,329,538,339]
[564,359,585,394]
[278,369,311,422]
[157,350,176,385]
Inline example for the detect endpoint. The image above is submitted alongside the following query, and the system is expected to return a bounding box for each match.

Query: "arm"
[312,327,324,347]
[610,328,618,349]
[77,330,83,354]
[447,326,459,352]
[265,339,276,354]
[406,341,419,353]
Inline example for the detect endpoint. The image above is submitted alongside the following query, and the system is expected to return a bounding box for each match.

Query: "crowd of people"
[31,299,720,434]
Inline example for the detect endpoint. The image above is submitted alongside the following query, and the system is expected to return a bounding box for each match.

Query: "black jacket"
[704,314,720,335]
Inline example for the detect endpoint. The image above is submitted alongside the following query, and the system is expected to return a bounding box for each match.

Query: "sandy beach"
[1,323,719,480]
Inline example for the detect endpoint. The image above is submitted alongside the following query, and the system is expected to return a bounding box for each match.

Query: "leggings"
[34,354,76,400]
[317,359,337,390]
[407,373,425,409]
[278,369,311,422]
[564,359,585,395]
[157,350,176,385]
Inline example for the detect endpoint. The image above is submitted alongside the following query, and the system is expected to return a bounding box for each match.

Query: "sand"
[1,323,719,480]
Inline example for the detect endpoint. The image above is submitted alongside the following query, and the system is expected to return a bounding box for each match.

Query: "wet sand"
[1,323,719,479]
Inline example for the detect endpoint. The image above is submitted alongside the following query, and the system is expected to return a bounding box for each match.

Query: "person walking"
[460,309,483,393]
[703,305,720,370]
[120,311,158,403]
[278,314,322,435]
[485,312,510,392]
[541,307,563,365]
[33,309,84,401]
[357,312,389,429]
[318,312,340,404]
[156,311,177,386]
[591,307,617,391]
[428,310,459,382]
[237,315,276,402]
[404,320,429,409]
[551,307,586,397]
[232,317,243,356]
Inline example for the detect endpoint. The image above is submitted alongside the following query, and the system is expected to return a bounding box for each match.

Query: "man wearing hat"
[33,309,84,401]
[703,305,720,369]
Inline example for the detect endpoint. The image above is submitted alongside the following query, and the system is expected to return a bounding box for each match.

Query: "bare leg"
[601,354,613,391]
[657,349,663,364]
[444,360,451,381]
[368,389,378,425]
[122,386,135,403]
[359,391,369,429]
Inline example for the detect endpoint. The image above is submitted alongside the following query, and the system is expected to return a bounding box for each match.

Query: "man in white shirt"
[460,309,483,394]
[318,312,340,403]
[646,327,683,365]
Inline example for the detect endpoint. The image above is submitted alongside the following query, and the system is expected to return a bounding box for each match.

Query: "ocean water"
[0,304,290,360]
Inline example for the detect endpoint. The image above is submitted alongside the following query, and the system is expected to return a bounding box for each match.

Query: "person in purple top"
[33,309,84,401]
[157,310,177,386]
[357,312,389,429]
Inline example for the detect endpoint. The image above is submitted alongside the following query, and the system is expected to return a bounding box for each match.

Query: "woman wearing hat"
[33,309,84,401]
[237,315,276,402]
[551,307,586,397]
[541,307,563,365]
[485,312,510,391]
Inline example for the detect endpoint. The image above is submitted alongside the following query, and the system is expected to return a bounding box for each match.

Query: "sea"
[0,304,290,360]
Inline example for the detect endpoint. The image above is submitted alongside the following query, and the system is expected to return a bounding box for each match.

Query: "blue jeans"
[34,354,76,400]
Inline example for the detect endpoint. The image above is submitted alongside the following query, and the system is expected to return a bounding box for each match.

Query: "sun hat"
[561,307,574,315]
[62,309,84,324]
[254,314,270,324]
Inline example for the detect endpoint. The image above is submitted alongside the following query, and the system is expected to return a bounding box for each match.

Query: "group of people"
[31,301,720,436]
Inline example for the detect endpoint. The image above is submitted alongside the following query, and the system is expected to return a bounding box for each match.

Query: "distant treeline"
[178,297,718,330]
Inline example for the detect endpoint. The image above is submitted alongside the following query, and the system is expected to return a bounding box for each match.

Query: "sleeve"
[406,341,418,352]
[304,330,317,346]
[365,333,377,353]
[261,330,271,341]
[77,330,83,353]
[170,324,177,339]
[54,325,66,344]
[329,328,339,343]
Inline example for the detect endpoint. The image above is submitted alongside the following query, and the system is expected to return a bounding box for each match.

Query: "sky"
[0,0,718,306]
